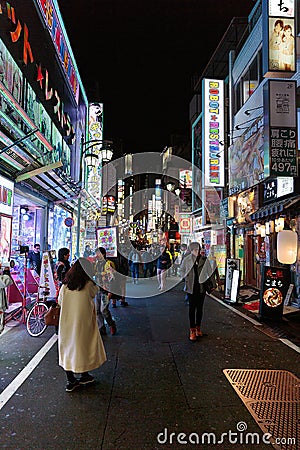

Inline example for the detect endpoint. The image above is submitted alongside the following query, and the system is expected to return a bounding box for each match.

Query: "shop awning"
[250,195,300,220]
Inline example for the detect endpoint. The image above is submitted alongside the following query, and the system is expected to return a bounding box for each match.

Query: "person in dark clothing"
[142,248,154,278]
[180,242,218,342]
[56,247,71,286]
[110,249,129,307]
[28,243,42,275]
[156,245,171,291]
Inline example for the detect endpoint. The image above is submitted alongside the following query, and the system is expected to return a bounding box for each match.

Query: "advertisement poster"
[259,265,290,319]
[224,258,240,303]
[0,215,12,264]
[97,227,117,258]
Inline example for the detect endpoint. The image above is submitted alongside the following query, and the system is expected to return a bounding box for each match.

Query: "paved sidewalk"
[0,281,299,449]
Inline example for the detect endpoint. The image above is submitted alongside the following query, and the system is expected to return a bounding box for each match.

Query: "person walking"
[156,244,171,291]
[110,247,129,307]
[142,247,153,278]
[57,258,107,392]
[94,247,117,336]
[128,245,141,284]
[180,242,218,342]
[28,243,42,276]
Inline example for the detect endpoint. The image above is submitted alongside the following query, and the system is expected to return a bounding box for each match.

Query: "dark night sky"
[58,0,255,154]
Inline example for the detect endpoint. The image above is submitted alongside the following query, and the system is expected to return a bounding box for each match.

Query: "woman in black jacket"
[156,245,171,291]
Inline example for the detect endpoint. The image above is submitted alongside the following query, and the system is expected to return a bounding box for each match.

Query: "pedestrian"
[128,245,141,284]
[83,244,92,258]
[142,247,153,278]
[180,242,218,342]
[0,266,13,334]
[28,243,42,275]
[56,247,71,286]
[57,258,107,392]
[94,247,117,336]
[156,244,171,291]
[110,247,129,307]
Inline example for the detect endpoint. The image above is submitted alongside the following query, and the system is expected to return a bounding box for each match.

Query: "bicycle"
[26,286,53,337]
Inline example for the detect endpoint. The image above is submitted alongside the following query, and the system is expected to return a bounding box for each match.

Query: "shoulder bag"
[44,304,60,326]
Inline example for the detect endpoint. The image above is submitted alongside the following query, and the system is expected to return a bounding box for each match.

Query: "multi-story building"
[0,0,95,269]
[189,0,300,307]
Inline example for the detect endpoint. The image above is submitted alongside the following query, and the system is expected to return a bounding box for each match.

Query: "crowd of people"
[9,239,220,391]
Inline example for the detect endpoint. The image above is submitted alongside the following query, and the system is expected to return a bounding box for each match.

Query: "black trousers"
[188,292,206,328]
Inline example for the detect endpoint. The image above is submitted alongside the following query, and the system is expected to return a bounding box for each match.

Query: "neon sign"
[203,79,225,187]
[0,1,75,141]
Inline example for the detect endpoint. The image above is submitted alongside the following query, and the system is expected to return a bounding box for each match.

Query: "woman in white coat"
[58,258,107,392]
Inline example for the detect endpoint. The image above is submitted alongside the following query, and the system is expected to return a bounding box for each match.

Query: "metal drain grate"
[223,369,300,450]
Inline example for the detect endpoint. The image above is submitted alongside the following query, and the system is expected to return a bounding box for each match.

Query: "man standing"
[28,243,42,276]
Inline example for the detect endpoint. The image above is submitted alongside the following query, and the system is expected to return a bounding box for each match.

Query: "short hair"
[96,247,106,258]
[34,243,40,248]
[188,242,200,252]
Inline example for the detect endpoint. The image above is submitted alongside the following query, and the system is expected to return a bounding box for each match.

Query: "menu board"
[96,227,117,258]
[224,258,240,303]
[259,266,290,320]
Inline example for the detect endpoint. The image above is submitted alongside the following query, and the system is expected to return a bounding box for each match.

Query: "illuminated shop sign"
[0,175,14,216]
[266,79,297,177]
[203,79,224,187]
[0,2,75,140]
[36,0,79,104]
[263,177,294,202]
[263,0,296,77]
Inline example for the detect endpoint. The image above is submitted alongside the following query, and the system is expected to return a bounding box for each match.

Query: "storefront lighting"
[275,217,285,232]
[277,230,297,264]
[175,188,181,196]
[260,224,266,238]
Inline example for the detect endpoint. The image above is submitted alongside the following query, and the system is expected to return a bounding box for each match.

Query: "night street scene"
[0,1,300,449]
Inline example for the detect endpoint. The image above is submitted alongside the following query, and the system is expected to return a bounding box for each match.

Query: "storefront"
[0,175,14,266]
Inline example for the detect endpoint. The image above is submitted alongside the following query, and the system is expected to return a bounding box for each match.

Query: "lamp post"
[75,135,114,257]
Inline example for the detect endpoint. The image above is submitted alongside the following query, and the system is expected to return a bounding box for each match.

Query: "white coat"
[58,280,107,373]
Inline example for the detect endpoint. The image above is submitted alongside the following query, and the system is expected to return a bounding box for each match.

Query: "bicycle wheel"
[26,302,49,337]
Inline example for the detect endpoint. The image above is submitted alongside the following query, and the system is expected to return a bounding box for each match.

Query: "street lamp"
[75,135,114,257]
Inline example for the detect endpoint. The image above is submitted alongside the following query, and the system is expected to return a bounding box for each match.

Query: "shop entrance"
[245,234,257,287]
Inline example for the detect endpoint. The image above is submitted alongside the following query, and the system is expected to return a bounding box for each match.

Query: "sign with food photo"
[259,266,290,319]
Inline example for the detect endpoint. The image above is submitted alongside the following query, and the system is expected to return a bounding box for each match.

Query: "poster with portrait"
[259,266,290,319]
[268,17,295,73]
[96,226,117,258]
[0,215,12,264]
[224,258,240,303]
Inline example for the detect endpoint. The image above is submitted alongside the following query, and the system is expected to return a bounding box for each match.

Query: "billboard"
[263,0,296,77]
[265,80,297,178]
[203,79,225,187]
[229,116,264,195]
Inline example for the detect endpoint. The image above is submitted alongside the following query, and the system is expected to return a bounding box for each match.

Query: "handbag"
[44,304,60,326]
[204,277,215,294]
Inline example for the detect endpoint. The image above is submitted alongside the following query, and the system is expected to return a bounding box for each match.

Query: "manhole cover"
[224,369,299,450]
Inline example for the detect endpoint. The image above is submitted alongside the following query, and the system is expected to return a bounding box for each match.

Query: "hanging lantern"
[260,224,266,238]
[277,230,298,264]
